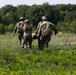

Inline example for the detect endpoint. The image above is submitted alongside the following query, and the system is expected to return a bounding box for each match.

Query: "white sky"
[0,0,76,8]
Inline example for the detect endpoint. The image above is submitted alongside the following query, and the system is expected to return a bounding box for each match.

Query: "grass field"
[0,33,76,75]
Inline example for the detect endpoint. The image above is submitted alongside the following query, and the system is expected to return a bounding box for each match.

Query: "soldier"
[36,16,57,49]
[21,19,32,48]
[13,16,24,48]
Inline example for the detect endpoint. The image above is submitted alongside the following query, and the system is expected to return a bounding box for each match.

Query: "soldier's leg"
[24,37,28,48]
[38,36,41,49]
[44,40,49,48]
[18,34,21,44]
[21,38,25,48]
[21,35,27,48]
[41,40,44,49]
[28,35,32,48]
[28,39,32,48]
[18,33,24,48]
[41,36,45,49]
[30,37,32,48]
[44,36,51,48]
[38,36,44,50]
[18,34,22,47]
[38,40,42,49]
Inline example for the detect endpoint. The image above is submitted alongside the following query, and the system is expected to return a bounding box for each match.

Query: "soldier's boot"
[24,44,27,48]
[38,41,41,49]
[38,41,44,50]
[19,41,22,48]
[24,41,28,48]
[41,42,44,50]
[44,38,50,48]
[20,38,24,48]
[28,44,31,48]
[40,45,44,50]
[19,36,22,47]
[21,44,24,48]
[29,44,32,48]
[44,42,48,48]
[27,42,32,48]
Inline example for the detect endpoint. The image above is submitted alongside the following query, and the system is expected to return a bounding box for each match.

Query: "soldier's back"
[23,24,32,32]
[40,21,52,37]
[16,21,24,33]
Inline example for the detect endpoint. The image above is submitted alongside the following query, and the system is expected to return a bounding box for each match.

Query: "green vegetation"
[0,33,76,75]
[0,3,76,33]
[0,3,76,74]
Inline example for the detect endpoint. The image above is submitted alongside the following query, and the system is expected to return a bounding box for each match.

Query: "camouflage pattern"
[36,19,57,49]
[21,20,32,48]
[20,16,24,20]
[32,32,37,39]
[35,16,47,34]
[13,21,24,33]
[13,17,24,48]
[42,16,47,20]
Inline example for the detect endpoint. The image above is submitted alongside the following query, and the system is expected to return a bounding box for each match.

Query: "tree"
[3,13,14,25]
[0,4,76,33]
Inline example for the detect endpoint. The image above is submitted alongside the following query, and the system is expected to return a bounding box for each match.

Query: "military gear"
[20,16,24,20]
[25,19,29,23]
[13,20,24,48]
[21,21,32,48]
[13,21,24,33]
[32,32,37,39]
[36,20,57,49]
[42,16,47,20]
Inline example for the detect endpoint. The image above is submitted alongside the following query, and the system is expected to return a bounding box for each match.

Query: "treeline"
[0,3,76,34]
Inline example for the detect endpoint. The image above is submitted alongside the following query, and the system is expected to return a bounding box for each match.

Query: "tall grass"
[0,33,76,75]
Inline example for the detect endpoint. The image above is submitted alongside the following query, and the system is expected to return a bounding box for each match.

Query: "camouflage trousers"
[38,35,51,50]
[21,32,32,48]
[18,32,23,47]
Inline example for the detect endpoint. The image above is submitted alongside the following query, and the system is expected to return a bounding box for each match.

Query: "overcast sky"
[0,0,76,8]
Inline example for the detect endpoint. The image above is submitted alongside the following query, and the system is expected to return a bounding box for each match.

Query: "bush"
[7,24,14,32]
[70,19,76,33]
[0,24,5,34]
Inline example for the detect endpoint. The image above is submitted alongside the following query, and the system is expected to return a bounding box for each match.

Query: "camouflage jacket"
[37,21,57,36]
[22,23,32,37]
[13,21,24,33]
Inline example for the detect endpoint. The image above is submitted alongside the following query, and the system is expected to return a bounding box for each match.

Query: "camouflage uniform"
[13,17,24,47]
[21,19,32,48]
[36,16,57,49]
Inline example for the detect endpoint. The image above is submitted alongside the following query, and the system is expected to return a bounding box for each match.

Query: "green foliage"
[0,24,5,34]
[69,19,76,33]
[0,4,76,33]
[7,24,14,32]
[3,13,13,25]
[0,33,76,75]
[57,21,65,31]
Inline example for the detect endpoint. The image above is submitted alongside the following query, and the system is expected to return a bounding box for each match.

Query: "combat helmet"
[42,16,47,20]
[20,16,24,20]
[25,19,29,23]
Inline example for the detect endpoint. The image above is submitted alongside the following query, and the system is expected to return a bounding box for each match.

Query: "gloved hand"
[55,31,57,35]
[40,36,42,40]
[37,34,39,37]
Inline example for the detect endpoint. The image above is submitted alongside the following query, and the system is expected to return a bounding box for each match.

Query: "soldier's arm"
[49,22,57,34]
[30,24,32,32]
[35,22,41,34]
[13,23,18,36]
[52,24,57,34]
[53,26,57,35]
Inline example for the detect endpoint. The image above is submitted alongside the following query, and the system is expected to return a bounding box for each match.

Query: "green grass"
[0,33,76,75]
